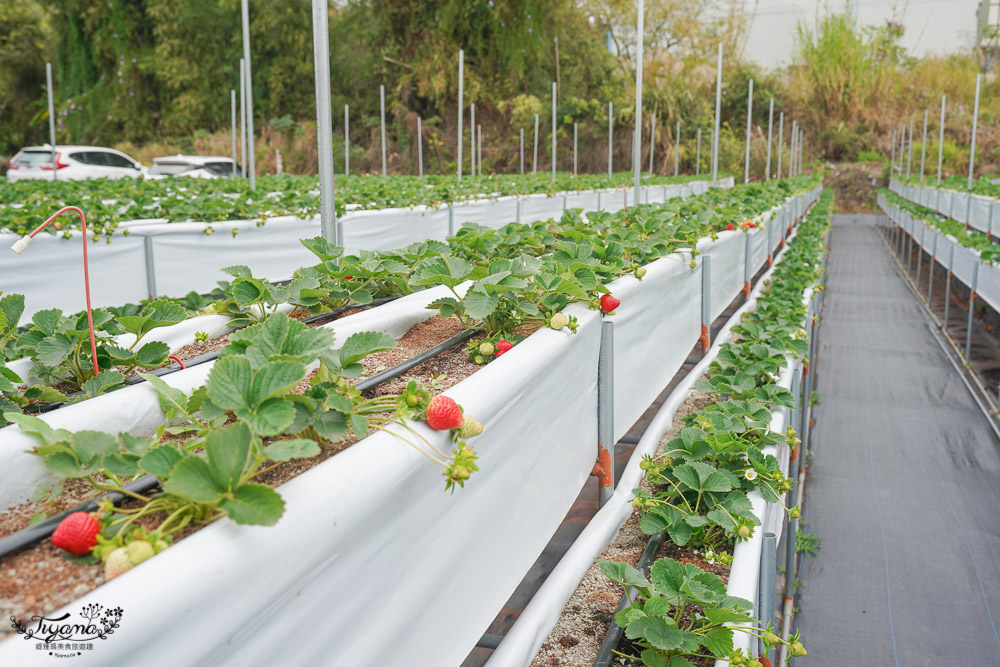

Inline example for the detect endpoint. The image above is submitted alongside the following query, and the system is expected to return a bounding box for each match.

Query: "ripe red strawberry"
[599,294,620,314]
[426,396,464,430]
[494,340,513,358]
[725,223,735,231]
[51,512,99,555]
[747,221,757,228]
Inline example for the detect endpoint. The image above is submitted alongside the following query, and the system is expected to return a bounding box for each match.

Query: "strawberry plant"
[13,298,186,399]
[881,189,1000,263]
[598,556,806,664]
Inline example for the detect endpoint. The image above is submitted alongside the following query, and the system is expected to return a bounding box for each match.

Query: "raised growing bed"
[890,177,1000,237]
[1,176,730,318]
[0,179,813,667]
[487,186,826,667]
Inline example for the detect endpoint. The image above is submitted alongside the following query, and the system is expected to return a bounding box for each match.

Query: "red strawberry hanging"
[599,294,620,314]
[51,512,100,556]
[425,396,464,430]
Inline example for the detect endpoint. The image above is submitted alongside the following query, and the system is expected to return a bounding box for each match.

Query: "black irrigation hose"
[593,530,669,667]
[356,327,477,392]
[0,475,160,560]
[21,296,403,414]
[0,321,475,561]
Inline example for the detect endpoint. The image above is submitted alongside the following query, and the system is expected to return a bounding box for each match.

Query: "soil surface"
[821,161,885,214]
[529,388,729,667]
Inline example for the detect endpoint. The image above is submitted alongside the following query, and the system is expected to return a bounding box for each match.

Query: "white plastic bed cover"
[889,179,999,236]
[0,180,725,318]
[879,194,1000,315]
[486,201,818,667]
[0,184,807,667]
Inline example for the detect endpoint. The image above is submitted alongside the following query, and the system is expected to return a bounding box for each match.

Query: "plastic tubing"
[13,206,99,377]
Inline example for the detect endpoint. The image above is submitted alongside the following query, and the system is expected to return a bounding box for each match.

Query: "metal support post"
[759,532,778,661]
[944,245,955,329]
[143,236,157,299]
[701,255,712,354]
[417,116,423,177]
[596,321,615,508]
[765,98,774,180]
[916,227,924,290]
[966,262,979,361]
[928,235,938,303]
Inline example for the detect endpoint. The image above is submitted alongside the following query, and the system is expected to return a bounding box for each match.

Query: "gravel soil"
[529,387,722,667]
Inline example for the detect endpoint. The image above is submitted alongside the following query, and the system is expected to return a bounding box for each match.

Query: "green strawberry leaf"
[205,423,252,493]
[163,455,224,502]
[81,370,126,398]
[263,438,321,462]
[220,483,285,525]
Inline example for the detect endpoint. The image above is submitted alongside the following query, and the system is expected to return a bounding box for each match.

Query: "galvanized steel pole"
[920,109,928,182]
[777,112,784,179]
[633,0,645,203]
[648,113,656,175]
[240,0,256,189]
[46,63,57,179]
[552,81,558,181]
[457,50,464,181]
[231,89,237,176]
[711,43,722,185]
[744,79,754,183]
[765,98,773,180]
[417,116,423,177]
[937,95,946,185]
[240,58,247,179]
[344,105,350,175]
[311,0,337,243]
[674,121,680,177]
[380,84,387,176]
[969,74,982,191]
[608,101,613,178]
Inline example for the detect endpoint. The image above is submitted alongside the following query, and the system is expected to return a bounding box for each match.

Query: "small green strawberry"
[458,416,483,438]
[479,342,495,356]
[762,630,781,646]
[473,354,486,365]
[737,525,751,539]
[790,642,807,657]
[635,266,647,279]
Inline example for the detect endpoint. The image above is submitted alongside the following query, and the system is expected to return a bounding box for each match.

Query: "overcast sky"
[742,0,983,69]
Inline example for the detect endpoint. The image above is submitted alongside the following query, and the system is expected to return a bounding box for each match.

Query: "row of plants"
[0,172,711,239]
[894,173,1000,197]
[881,189,1000,263]
[596,188,833,666]
[0,177,817,422]
[0,178,816,608]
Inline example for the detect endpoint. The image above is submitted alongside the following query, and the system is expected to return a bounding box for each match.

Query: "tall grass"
[788,12,999,176]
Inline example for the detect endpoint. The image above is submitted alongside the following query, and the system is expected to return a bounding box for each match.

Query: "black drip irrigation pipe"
[22,296,402,414]
[593,531,668,667]
[0,323,478,561]
[0,476,161,559]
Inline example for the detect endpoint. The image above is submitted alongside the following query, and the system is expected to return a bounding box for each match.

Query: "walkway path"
[795,214,1000,665]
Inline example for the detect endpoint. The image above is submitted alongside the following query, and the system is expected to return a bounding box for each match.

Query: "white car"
[147,155,239,179]
[6,145,144,181]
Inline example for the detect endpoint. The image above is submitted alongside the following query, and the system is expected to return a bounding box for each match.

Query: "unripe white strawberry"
[105,548,134,581]
[549,312,569,330]
[479,342,495,356]
[126,540,155,566]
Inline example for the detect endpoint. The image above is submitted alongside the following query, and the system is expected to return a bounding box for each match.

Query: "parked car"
[147,155,239,179]
[6,145,144,182]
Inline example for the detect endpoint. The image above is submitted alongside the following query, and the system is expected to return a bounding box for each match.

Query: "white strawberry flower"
[745,468,758,481]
